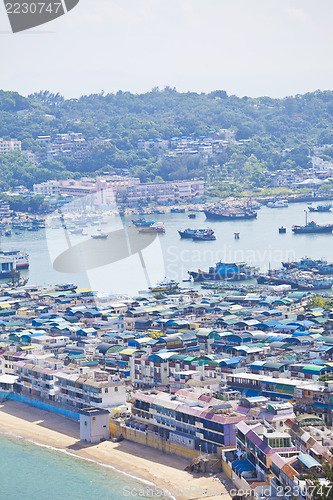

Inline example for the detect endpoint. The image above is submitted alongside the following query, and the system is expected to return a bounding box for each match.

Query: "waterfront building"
[79,407,110,443]
[55,370,126,410]
[130,389,245,455]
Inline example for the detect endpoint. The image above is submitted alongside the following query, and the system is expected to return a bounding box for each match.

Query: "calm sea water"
[0,434,169,500]
[3,201,333,296]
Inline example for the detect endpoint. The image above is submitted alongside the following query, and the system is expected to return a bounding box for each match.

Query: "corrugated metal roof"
[297,454,321,469]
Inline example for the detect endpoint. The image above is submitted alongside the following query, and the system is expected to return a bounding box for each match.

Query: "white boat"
[0,250,29,269]
[267,199,288,208]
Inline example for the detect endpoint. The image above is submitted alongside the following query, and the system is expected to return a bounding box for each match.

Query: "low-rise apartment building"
[56,370,126,409]
[130,389,244,455]
[0,138,21,154]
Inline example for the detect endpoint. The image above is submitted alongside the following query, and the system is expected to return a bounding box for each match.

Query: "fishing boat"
[282,257,327,270]
[204,207,257,220]
[149,279,179,292]
[279,226,286,234]
[132,218,155,227]
[189,261,259,282]
[91,233,108,239]
[292,222,333,234]
[138,223,165,233]
[69,228,84,234]
[292,211,333,234]
[178,228,214,239]
[308,204,332,212]
[192,231,216,241]
[257,269,333,290]
[281,257,333,275]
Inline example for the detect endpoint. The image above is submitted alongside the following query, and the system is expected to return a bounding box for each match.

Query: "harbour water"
[2,202,333,296]
[0,434,168,500]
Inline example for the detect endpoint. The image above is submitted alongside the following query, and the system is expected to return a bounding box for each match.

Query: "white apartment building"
[56,370,126,409]
[0,138,21,154]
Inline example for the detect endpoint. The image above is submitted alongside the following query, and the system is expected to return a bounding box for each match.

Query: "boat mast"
[304,209,308,226]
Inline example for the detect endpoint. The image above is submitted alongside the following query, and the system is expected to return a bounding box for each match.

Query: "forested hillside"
[1,88,333,190]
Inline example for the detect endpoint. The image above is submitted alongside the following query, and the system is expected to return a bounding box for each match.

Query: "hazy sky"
[1,0,332,98]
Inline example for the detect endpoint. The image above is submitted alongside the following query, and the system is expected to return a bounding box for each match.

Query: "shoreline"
[0,400,231,500]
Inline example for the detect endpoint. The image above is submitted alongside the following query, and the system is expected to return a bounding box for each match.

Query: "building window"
[115,387,118,392]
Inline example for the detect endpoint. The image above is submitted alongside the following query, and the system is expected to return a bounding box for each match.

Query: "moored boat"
[178,228,214,239]
[138,223,165,233]
[171,208,185,213]
[192,231,216,241]
[132,218,155,227]
[204,207,257,220]
[267,199,288,208]
[149,279,179,292]
[292,210,333,234]
[292,221,333,234]
[308,204,332,212]
[189,261,259,282]
[0,250,29,270]
[257,269,333,290]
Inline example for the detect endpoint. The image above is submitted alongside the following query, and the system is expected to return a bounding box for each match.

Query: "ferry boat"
[188,261,259,282]
[149,279,179,292]
[132,218,155,227]
[138,223,165,233]
[204,207,257,220]
[0,250,29,270]
[267,199,288,208]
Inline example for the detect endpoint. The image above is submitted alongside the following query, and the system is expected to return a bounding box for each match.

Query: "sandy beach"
[0,401,231,500]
